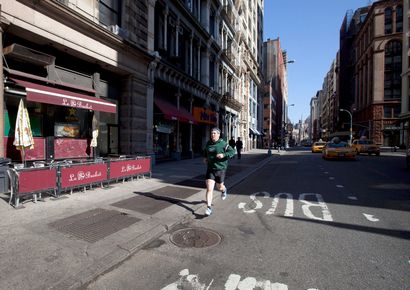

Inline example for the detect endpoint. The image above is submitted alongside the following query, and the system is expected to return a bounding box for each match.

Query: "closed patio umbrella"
[13,99,34,166]
[90,113,99,159]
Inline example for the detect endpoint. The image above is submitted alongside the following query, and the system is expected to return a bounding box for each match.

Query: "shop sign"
[60,163,107,189]
[384,125,400,130]
[193,107,218,125]
[156,124,173,134]
[109,158,151,179]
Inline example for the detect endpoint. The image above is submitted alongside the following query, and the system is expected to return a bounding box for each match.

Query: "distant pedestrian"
[235,137,243,159]
[229,137,236,149]
[203,127,235,216]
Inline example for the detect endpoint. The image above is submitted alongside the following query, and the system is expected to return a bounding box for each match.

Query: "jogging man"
[203,127,235,216]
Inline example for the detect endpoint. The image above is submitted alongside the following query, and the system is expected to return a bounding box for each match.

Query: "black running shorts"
[206,168,226,184]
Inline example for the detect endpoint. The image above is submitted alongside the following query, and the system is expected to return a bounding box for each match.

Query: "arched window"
[384,40,402,99]
[385,7,392,34]
[396,5,403,32]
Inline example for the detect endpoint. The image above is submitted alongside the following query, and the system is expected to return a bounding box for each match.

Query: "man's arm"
[224,144,236,159]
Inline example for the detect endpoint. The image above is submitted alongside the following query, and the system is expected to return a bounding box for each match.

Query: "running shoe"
[205,206,213,216]
[221,189,227,200]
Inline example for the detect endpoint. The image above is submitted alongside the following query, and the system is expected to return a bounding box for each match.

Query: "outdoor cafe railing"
[7,156,151,207]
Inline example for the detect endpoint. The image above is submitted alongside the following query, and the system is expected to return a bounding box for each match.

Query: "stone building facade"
[353,0,403,146]
[0,0,152,159]
[401,0,410,148]
[148,0,263,161]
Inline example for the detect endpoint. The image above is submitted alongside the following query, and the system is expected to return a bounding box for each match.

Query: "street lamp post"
[267,59,295,155]
[340,109,352,145]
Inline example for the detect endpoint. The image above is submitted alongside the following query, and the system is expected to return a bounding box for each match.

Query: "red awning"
[11,78,116,113]
[154,99,196,124]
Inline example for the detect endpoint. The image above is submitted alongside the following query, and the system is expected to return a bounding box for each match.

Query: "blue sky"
[263,0,372,124]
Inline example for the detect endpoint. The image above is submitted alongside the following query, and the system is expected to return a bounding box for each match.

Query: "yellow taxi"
[322,140,356,160]
[351,139,380,156]
[311,141,326,153]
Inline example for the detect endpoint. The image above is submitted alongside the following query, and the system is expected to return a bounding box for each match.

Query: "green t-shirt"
[203,138,235,170]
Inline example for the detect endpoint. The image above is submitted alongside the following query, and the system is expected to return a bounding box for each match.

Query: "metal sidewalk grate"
[175,174,204,188]
[111,186,200,215]
[49,208,140,243]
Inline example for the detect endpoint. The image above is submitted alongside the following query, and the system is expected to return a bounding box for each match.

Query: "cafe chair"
[7,168,39,208]
[7,168,18,206]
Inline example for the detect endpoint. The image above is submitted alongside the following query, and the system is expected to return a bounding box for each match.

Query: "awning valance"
[249,127,262,136]
[154,99,196,124]
[11,78,116,113]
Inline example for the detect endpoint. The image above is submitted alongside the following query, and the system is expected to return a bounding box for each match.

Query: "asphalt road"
[87,150,410,290]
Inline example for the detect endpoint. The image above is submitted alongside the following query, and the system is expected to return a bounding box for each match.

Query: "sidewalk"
[0,149,280,290]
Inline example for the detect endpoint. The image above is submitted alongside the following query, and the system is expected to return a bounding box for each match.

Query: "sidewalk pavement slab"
[0,149,279,290]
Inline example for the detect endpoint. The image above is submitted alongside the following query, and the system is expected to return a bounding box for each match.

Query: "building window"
[384,105,401,118]
[384,40,402,100]
[210,8,216,38]
[385,7,392,34]
[185,0,192,12]
[396,5,403,32]
[99,0,121,27]
[209,58,215,89]
[154,4,165,51]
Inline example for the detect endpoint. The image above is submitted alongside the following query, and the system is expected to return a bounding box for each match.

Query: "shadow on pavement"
[279,216,410,241]
[135,191,208,220]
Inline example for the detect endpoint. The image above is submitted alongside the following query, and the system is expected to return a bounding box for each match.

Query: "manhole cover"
[170,227,222,248]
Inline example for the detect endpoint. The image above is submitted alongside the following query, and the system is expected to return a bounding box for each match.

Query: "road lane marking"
[164,269,313,290]
[225,274,242,290]
[336,185,344,188]
[225,274,288,290]
[162,269,207,290]
[299,193,333,221]
[238,191,269,213]
[324,171,329,174]
[363,213,379,222]
[347,196,358,200]
[266,193,294,216]
[329,177,335,180]
[239,192,333,221]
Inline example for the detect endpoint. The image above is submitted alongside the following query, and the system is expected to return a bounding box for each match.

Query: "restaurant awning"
[154,98,196,124]
[11,78,117,113]
[249,127,262,136]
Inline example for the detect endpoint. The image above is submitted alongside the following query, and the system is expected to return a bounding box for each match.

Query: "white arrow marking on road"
[299,193,333,221]
[363,213,379,222]
[347,196,358,200]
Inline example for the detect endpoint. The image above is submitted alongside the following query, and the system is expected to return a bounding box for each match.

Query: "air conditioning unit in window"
[108,25,129,39]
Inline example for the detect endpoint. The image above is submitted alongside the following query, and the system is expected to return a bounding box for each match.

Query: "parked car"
[311,141,326,153]
[406,145,410,169]
[322,141,357,160]
[351,139,380,156]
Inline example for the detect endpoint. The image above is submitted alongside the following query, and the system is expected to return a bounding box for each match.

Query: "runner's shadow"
[134,192,207,219]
